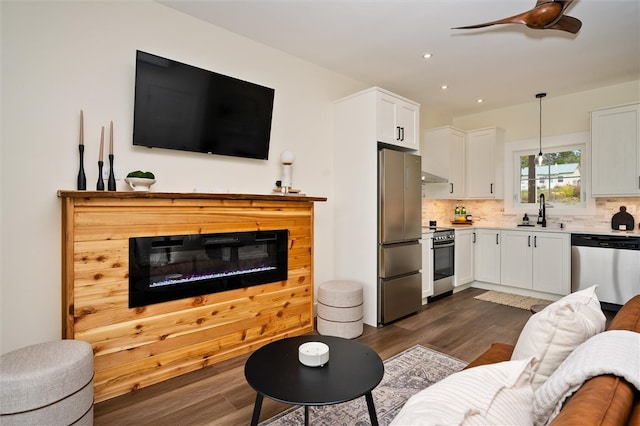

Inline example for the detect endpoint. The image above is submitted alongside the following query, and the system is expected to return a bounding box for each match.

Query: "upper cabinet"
[466,127,505,199]
[377,90,420,151]
[591,103,640,197]
[421,126,466,198]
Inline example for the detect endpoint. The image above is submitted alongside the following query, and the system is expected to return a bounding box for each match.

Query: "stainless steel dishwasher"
[571,233,640,309]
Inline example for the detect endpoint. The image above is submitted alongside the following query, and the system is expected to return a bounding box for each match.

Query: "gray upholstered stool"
[0,339,94,426]
[317,280,364,339]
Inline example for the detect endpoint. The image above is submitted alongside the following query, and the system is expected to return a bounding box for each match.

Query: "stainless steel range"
[429,228,455,300]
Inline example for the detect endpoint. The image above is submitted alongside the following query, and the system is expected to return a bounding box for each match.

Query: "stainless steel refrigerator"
[377,148,422,325]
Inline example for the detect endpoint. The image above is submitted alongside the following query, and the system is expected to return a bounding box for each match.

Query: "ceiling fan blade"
[452,0,579,32]
[452,13,528,30]
[546,15,582,33]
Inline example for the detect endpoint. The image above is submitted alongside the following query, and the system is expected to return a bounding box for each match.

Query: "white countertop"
[423,223,640,237]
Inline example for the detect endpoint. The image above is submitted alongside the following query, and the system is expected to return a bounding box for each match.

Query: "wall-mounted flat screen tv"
[133,50,275,160]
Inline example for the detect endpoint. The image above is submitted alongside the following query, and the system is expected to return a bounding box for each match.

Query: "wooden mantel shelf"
[57,190,327,203]
[59,190,325,402]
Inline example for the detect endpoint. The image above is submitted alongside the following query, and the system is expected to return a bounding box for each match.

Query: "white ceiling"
[159,0,640,117]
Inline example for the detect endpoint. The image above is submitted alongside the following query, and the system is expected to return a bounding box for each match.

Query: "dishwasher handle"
[571,234,640,250]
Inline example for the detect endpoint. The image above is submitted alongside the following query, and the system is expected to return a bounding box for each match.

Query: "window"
[518,149,583,207]
[504,131,593,217]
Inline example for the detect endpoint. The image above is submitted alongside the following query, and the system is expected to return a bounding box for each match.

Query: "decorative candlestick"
[97,126,105,190]
[97,160,105,190]
[77,110,86,190]
[107,121,116,191]
[78,145,87,190]
[108,154,116,191]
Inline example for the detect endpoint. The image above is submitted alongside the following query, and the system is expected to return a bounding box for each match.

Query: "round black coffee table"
[244,335,384,426]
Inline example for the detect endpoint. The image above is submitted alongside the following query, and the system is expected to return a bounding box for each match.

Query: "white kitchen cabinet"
[377,90,420,151]
[333,87,420,326]
[500,230,570,295]
[422,126,466,198]
[421,235,434,299]
[500,230,533,289]
[591,103,640,196]
[466,127,505,199]
[454,228,474,286]
[474,229,501,284]
[532,232,570,295]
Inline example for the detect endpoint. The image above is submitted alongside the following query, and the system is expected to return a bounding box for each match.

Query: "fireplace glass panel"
[129,230,288,307]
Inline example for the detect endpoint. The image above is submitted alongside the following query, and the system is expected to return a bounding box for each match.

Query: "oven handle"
[432,242,455,249]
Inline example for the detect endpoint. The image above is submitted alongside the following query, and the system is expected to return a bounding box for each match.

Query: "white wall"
[452,81,639,140]
[0,0,365,354]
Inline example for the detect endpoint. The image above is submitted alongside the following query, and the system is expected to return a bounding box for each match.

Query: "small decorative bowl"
[298,341,330,367]
[125,177,156,192]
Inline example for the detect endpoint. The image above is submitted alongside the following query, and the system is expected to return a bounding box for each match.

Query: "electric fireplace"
[129,229,288,308]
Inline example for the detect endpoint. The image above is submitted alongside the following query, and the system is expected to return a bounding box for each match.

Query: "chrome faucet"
[537,193,547,227]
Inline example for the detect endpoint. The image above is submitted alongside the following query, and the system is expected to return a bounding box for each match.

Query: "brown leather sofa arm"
[463,342,514,370]
[608,295,640,331]
[549,375,636,425]
[629,392,640,425]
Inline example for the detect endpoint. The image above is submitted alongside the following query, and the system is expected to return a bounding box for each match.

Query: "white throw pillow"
[390,358,535,426]
[511,285,606,389]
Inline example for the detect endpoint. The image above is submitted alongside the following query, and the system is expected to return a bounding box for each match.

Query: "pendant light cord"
[536,93,546,165]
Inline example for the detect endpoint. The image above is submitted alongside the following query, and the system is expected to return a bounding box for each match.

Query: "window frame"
[504,132,595,217]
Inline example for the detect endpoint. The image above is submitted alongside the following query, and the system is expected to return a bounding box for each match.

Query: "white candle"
[109,121,113,155]
[99,126,104,162]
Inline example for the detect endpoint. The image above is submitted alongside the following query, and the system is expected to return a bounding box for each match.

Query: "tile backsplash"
[422,197,640,230]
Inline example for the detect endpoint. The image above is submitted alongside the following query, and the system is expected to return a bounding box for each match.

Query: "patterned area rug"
[474,290,552,310]
[259,345,467,426]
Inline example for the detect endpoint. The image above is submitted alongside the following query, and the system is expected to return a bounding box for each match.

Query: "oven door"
[433,241,455,281]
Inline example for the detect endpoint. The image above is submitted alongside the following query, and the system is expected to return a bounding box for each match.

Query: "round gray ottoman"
[317,280,364,339]
[0,339,94,426]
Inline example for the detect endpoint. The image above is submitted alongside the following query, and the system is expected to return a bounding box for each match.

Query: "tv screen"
[133,50,275,160]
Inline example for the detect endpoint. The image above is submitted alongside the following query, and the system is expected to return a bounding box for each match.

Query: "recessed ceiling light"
[476,99,484,103]
[422,53,432,59]
[441,85,448,90]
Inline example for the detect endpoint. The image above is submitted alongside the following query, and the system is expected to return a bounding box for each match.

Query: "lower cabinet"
[421,235,434,299]
[455,229,474,286]
[532,232,571,295]
[500,230,570,295]
[474,229,501,284]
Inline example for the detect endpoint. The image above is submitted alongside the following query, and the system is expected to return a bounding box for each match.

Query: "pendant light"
[536,92,547,166]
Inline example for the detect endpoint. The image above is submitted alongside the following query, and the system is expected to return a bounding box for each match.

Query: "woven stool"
[0,339,94,426]
[317,280,364,339]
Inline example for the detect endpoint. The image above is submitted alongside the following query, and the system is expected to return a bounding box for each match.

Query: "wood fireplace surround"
[58,191,326,402]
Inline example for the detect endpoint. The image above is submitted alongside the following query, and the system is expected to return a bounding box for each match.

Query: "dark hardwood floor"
[93,288,534,425]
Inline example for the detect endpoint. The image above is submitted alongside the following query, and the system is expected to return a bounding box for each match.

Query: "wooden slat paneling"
[59,192,322,402]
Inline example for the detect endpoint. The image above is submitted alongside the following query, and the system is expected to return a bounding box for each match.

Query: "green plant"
[127,170,155,179]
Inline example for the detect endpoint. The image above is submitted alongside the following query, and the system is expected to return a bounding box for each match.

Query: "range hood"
[421,171,448,184]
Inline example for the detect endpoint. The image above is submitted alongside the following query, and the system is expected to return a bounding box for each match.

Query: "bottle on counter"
[461,206,466,215]
[523,213,529,225]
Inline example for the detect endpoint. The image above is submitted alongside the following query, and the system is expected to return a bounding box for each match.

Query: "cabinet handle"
[496,233,499,245]
[534,236,538,248]
[490,183,494,194]
[473,232,476,243]
[450,183,454,194]
[401,127,405,141]
[396,126,402,141]
[528,235,531,247]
